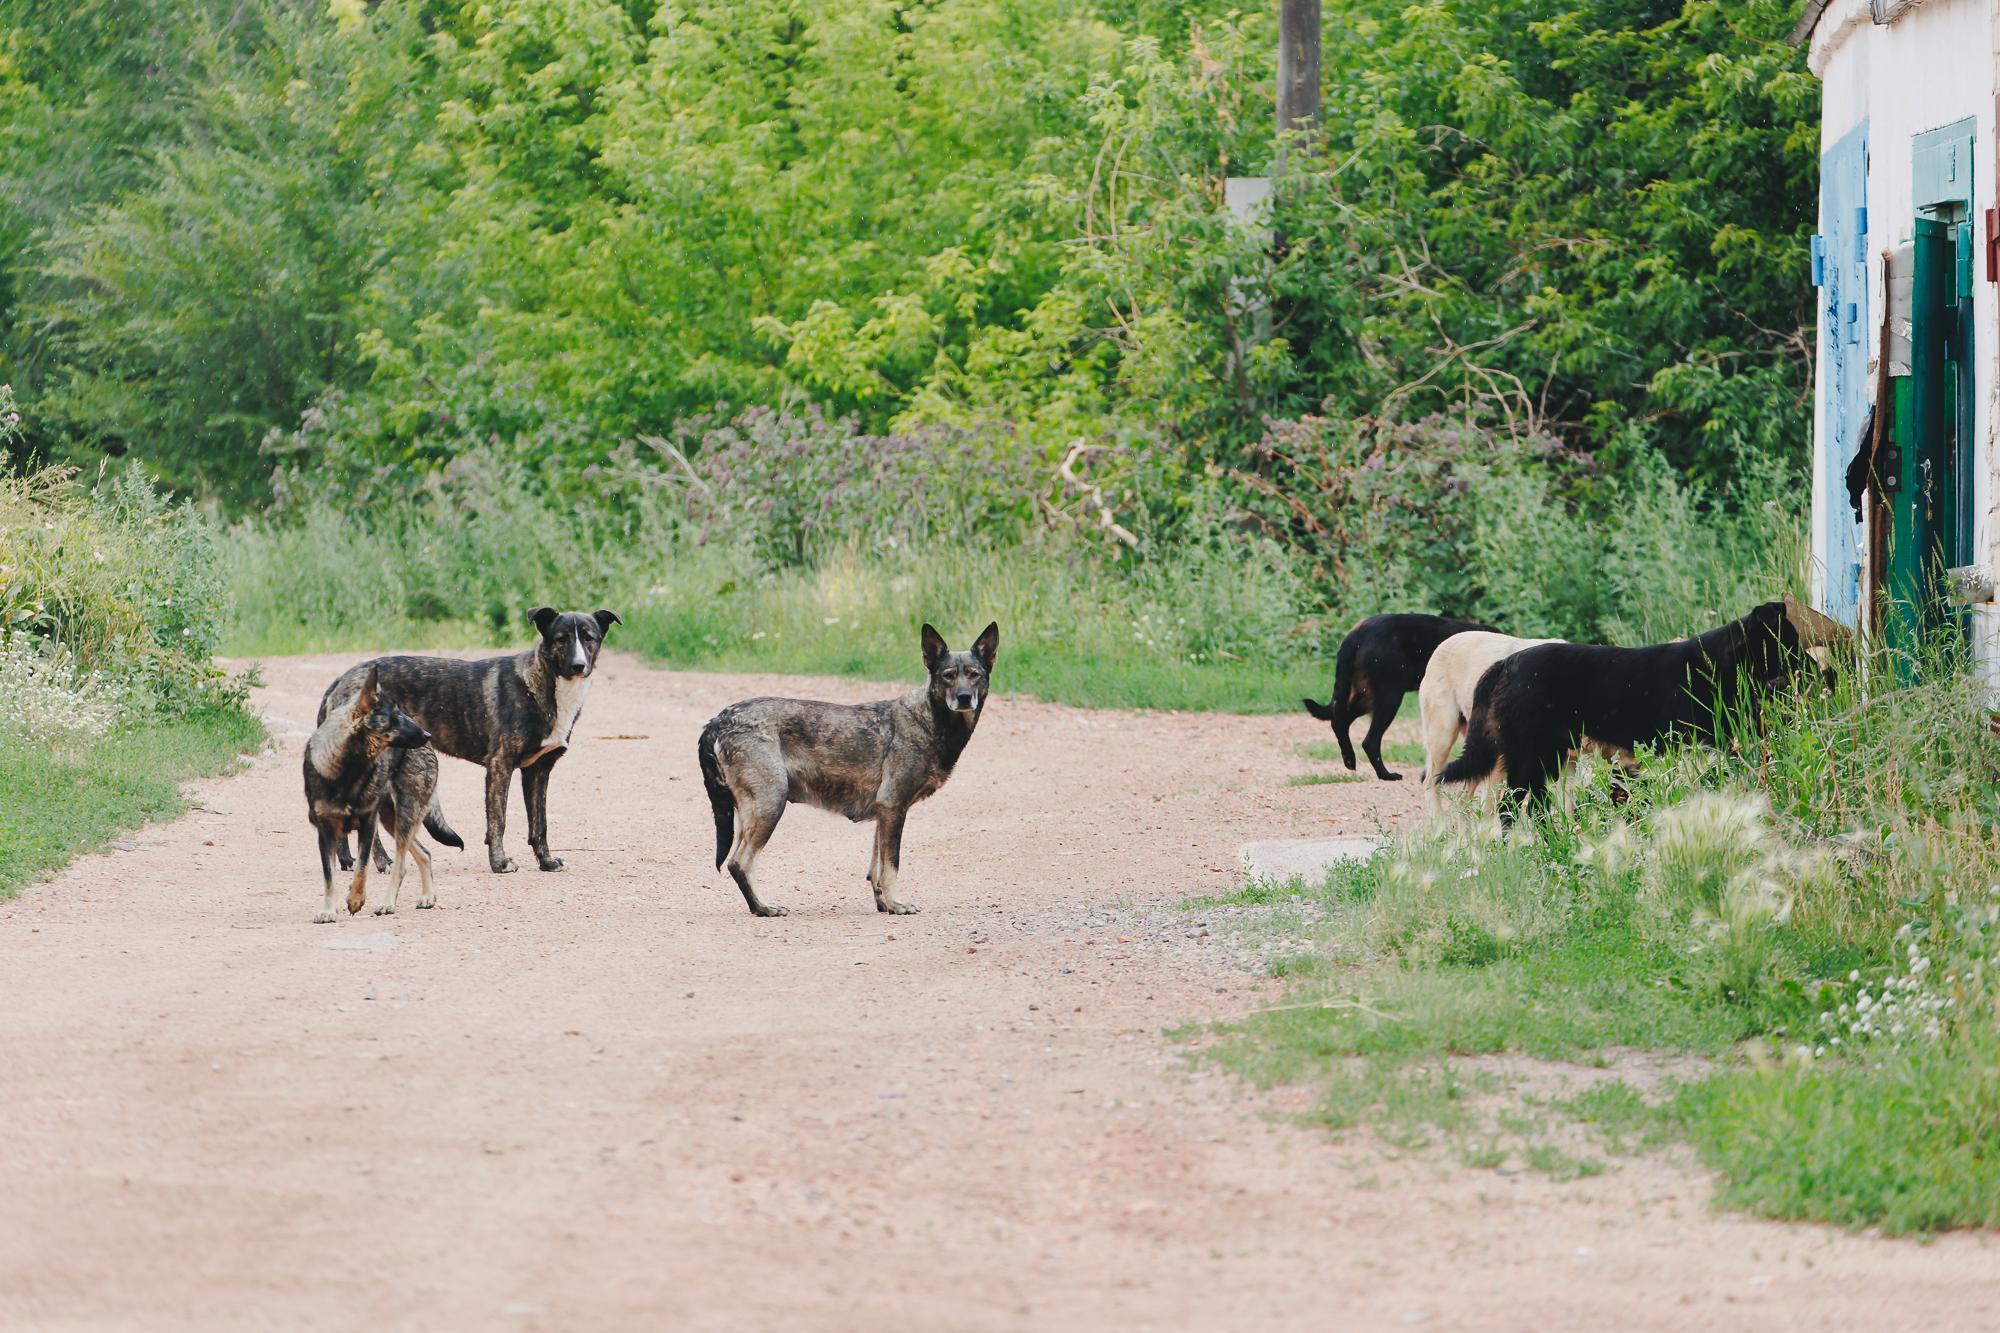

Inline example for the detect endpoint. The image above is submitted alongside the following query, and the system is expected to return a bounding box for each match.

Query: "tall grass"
[224,408,1804,713]
[1199,641,2000,1232]
[0,446,261,892]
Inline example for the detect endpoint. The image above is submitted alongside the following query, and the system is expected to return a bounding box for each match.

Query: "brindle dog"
[320,607,620,875]
[698,622,999,918]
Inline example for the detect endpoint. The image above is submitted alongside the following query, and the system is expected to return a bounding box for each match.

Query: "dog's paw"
[416,895,437,910]
[877,899,920,915]
[750,902,790,918]
[372,904,396,916]
[312,910,338,924]
[536,855,565,872]
[490,855,518,874]
[1381,771,1404,782]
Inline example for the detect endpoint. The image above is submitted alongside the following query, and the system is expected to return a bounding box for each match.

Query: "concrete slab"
[1237,835,1382,884]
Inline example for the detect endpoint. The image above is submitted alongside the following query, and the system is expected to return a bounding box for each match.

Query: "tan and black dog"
[698,622,999,917]
[1439,597,1845,822]
[303,667,463,922]
[320,607,620,874]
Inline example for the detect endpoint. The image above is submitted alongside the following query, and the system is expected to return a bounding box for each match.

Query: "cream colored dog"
[1418,630,1561,816]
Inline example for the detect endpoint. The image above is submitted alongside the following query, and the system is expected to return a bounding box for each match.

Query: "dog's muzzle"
[953,694,978,714]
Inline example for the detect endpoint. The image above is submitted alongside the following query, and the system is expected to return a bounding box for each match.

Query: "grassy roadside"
[1183,658,2000,1236]
[224,539,1332,715]
[0,705,264,899]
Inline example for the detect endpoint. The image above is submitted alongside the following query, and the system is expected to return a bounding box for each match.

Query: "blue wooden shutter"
[1818,121,1869,628]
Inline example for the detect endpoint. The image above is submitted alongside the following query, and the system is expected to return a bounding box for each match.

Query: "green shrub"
[0,459,241,718]
[1236,411,1803,642]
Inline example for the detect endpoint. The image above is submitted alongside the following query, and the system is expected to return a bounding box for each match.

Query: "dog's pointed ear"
[594,609,622,633]
[528,606,558,638]
[354,666,379,713]
[972,621,999,669]
[920,623,948,672]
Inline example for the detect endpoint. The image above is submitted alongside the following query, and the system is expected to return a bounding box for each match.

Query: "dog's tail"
[424,797,465,851]
[697,721,733,870]
[1302,635,1361,769]
[1438,672,1502,788]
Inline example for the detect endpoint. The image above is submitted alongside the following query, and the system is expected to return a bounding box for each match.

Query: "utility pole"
[1276,0,1322,168]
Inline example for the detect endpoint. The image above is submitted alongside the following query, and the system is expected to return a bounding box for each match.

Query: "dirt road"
[2,652,1992,1330]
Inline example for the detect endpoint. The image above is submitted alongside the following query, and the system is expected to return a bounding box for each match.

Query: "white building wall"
[1810,0,1997,652]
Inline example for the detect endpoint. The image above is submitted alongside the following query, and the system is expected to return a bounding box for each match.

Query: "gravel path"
[1,651,1991,1330]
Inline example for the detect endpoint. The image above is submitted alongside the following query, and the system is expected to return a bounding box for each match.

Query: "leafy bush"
[0,636,124,751]
[1235,410,1802,642]
[666,406,1042,568]
[0,458,240,718]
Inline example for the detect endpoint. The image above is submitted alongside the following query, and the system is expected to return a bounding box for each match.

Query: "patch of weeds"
[1287,772,1361,787]
[1673,1026,2000,1236]
[1308,1057,1489,1151]
[1188,878,1310,908]
[1524,1145,1606,1182]
[0,706,264,896]
[1557,1081,1677,1156]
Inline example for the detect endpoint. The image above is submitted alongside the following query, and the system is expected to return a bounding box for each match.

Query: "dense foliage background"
[1,0,1814,509]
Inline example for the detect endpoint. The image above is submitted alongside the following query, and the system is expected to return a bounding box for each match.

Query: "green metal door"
[1888,122,1978,668]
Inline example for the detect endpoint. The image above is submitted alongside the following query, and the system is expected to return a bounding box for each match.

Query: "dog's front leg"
[522,752,563,871]
[484,762,517,873]
[869,811,917,915]
[347,819,376,915]
[314,824,342,924]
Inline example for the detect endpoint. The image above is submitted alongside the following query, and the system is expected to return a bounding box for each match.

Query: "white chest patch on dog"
[543,675,591,751]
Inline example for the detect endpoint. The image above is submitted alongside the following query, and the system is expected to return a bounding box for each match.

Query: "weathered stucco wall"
[1808,0,1998,673]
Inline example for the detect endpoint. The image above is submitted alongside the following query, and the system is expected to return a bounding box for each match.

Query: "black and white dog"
[319,607,620,873]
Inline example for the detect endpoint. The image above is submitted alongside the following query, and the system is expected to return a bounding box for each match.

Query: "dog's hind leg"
[726,792,789,918]
[1329,699,1359,772]
[314,824,342,924]
[1360,691,1404,781]
[483,763,518,874]
[1498,742,1563,830]
[869,810,917,915]
[1418,687,1460,818]
[409,837,437,909]
[375,808,409,916]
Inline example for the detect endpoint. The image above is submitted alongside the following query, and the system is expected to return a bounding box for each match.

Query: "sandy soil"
[1,651,1993,1331]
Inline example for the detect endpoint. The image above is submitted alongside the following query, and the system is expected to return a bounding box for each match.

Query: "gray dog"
[697,621,999,917]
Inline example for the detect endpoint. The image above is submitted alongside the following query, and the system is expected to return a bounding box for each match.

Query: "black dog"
[1303,613,1493,780]
[1439,597,1844,819]
[320,607,620,874]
